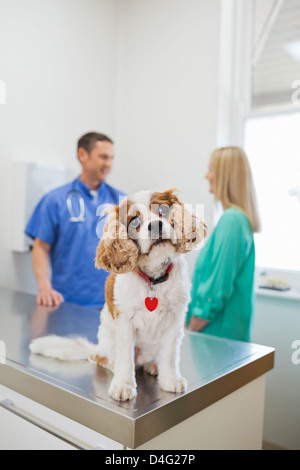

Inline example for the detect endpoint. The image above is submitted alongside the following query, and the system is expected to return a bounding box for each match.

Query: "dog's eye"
[129,217,141,230]
[158,204,170,218]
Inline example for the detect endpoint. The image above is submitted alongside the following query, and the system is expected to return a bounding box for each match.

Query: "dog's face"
[95,189,207,274]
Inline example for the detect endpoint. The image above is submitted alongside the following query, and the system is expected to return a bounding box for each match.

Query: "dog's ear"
[95,207,139,274]
[171,202,208,253]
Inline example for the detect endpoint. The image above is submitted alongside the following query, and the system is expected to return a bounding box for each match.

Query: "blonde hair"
[210,147,261,232]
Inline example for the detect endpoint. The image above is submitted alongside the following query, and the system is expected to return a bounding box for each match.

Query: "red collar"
[137,263,174,286]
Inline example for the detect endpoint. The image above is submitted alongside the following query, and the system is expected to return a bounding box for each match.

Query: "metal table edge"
[0,345,275,449]
[132,347,275,448]
[0,362,135,448]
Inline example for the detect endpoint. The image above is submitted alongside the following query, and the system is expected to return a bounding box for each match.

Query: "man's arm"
[32,239,64,307]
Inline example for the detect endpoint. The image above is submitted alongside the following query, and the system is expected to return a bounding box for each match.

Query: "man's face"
[80,141,114,182]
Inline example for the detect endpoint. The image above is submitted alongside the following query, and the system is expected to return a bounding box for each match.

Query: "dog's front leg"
[108,321,137,401]
[158,326,187,394]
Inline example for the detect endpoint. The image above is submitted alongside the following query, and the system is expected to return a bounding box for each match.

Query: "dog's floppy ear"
[95,206,139,274]
[171,202,208,254]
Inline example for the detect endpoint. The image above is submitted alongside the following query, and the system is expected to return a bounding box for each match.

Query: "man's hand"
[37,286,64,307]
[32,239,64,307]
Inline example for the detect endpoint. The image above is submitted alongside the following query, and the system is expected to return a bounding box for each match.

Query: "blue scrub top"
[25,177,126,308]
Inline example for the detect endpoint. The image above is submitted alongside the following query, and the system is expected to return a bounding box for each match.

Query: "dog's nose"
[148,220,163,236]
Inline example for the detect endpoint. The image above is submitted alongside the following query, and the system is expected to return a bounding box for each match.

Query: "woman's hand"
[189,316,209,332]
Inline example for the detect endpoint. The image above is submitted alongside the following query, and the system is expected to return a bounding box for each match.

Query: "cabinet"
[0,385,122,450]
[0,288,274,450]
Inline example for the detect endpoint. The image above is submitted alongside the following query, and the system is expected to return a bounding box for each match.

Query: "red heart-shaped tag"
[145,297,158,312]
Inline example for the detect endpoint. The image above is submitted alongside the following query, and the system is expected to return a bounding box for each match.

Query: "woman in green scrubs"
[186,147,261,342]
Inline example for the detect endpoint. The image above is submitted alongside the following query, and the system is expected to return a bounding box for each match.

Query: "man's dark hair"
[77,132,114,154]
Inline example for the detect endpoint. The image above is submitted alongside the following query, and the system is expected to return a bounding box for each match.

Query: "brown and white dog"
[30,189,207,401]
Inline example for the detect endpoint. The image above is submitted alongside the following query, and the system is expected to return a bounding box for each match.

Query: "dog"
[30,189,207,401]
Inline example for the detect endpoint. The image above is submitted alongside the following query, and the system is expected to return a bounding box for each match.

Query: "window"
[244,0,300,272]
[252,0,300,109]
[244,112,300,271]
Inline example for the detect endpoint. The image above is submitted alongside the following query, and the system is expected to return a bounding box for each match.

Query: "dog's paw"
[159,376,188,393]
[144,361,158,376]
[108,380,137,402]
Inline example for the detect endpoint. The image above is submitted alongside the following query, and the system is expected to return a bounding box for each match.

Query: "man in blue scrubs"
[25,132,126,308]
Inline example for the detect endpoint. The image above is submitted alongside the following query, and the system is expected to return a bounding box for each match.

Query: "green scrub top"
[186,208,255,342]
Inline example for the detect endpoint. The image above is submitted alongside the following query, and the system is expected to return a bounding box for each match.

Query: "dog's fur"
[30,189,207,401]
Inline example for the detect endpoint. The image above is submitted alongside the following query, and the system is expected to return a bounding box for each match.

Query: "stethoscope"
[66,179,111,224]
[66,180,86,223]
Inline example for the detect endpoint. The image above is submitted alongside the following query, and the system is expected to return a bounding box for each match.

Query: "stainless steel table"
[0,288,274,449]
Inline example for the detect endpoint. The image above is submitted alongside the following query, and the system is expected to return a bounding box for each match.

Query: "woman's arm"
[187,210,250,330]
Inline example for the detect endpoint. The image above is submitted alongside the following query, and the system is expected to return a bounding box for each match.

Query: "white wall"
[113,0,221,214]
[111,0,223,274]
[0,0,226,293]
[0,0,120,293]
